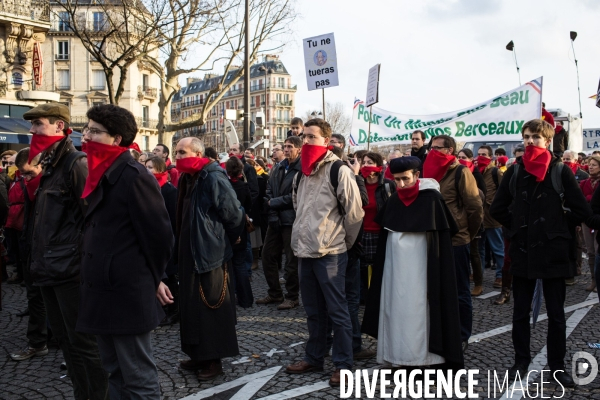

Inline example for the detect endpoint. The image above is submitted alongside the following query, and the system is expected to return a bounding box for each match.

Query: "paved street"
[2,262,600,400]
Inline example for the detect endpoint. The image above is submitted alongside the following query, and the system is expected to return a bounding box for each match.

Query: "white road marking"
[231,356,252,365]
[470,296,598,343]
[180,366,281,400]
[497,293,596,400]
[289,342,305,348]
[475,291,501,299]
[262,348,285,357]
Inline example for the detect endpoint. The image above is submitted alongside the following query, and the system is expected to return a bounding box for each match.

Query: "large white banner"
[583,128,600,151]
[349,78,543,147]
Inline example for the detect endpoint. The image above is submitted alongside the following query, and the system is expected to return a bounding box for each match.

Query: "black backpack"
[293,159,347,215]
[509,162,569,212]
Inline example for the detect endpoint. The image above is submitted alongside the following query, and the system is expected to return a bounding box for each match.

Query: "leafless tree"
[304,101,352,135]
[144,0,296,142]
[53,0,172,104]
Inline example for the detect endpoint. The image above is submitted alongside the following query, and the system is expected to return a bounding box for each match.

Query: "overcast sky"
[276,0,600,129]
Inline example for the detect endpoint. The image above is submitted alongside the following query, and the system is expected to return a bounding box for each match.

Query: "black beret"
[389,156,421,174]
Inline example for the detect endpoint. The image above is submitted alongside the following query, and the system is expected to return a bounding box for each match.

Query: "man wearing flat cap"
[22,103,108,398]
[362,156,464,372]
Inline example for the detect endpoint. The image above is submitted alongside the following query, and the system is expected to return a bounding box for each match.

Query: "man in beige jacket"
[285,119,364,387]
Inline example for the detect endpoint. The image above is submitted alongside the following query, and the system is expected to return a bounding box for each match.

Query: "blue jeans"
[299,253,353,369]
[326,257,361,353]
[480,227,505,278]
[453,244,472,342]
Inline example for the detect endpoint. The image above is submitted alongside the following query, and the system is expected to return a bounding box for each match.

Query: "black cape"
[361,188,464,369]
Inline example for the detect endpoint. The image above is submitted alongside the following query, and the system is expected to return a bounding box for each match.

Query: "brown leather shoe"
[197,361,223,381]
[471,285,483,296]
[493,278,502,288]
[353,348,376,360]
[180,359,208,371]
[255,295,284,305]
[285,360,323,374]
[493,288,511,305]
[330,369,349,387]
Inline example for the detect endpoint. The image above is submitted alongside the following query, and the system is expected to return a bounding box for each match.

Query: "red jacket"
[6,177,25,230]
[165,159,179,188]
[580,178,599,203]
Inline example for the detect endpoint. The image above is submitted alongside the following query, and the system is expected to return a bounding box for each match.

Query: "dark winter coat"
[372,173,396,212]
[240,155,259,206]
[77,152,174,335]
[552,126,569,157]
[490,155,600,279]
[161,182,178,275]
[30,137,88,287]
[411,146,427,172]
[229,179,251,250]
[177,161,244,274]
[266,157,301,227]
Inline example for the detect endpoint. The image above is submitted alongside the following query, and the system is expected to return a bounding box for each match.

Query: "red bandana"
[361,166,383,179]
[459,159,475,173]
[229,174,243,183]
[423,150,456,182]
[301,144,328,176]
[497,156,509,167]
[229,153,244,160]
[81,141,127,198]
[128,142,141,153]
[522,146,551,182]
[25,173,42,202]
[154,171,168,187]
[81,142,88,153]
[397,179,420,206]
[476,156,491,174]
[176,157,211,175]
[29,134,66,163]
[563,161,579,175]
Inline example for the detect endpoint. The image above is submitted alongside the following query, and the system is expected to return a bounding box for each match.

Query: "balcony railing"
[134,117,158,129]
[181,99,204,109]
[55,54,69,60]
[90,85,105,91]
[0,0,50,22]
[276,100,293,106]
[137,86,157,99]
[55,85,70,90]
[250,83,297,92]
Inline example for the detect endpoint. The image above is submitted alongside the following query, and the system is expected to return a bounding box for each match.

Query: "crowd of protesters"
[2,101,600,397]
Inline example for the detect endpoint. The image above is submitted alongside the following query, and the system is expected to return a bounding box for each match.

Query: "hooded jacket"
[292,151,364,258]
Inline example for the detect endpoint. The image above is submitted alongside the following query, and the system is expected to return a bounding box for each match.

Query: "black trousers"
[261,226,298,300]
[512,276,566,370]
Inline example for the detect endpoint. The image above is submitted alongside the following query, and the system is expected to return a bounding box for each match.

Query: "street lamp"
[570,31,582,118]
[505,40,521,86]
[310,111,322,119]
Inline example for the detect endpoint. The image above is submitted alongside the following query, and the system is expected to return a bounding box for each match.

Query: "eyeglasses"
[430,146,448,151]
[88,128,108,135]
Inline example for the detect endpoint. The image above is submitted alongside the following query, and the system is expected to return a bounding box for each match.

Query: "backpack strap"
[454,165,465,209]
[492,167,499,189]
[166,165,176,171]
[551,163,570,212]
[384,182,391,199]
[509,163,520,200]
[329,160,346,216]
[63,151,86,192]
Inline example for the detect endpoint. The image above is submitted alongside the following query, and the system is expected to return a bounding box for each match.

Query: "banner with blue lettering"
[349,77,543,147]
[583,128,600,150]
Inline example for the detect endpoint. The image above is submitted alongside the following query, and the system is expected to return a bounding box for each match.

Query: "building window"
[278,77,285,88]
[277,127,283,140]
[142,74,149,90]
[91,70,105,90]
[92,101,105,107]
[93,12,106,31]
[143,136,149,151]
[58,12,71,31]
[142,106,149,128]
[56,41,69,60]
[56,69,70,90]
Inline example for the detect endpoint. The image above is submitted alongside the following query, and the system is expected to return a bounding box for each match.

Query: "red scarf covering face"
[153,171,168,187]
[563,161,579,175]
[29,134,66,163]
[397,179,420,206]
[176,157,211,175]
[229,174,243,183]
[423,149,456,182]
[25,173,42,202]
[81,142,88,153]
[522,145,551,182]
[81,141,128,198]
[301,144,328,176]
[229,153,244,160]
[458,159,475,173]
[476,156,491,173]
[361,166,383,179]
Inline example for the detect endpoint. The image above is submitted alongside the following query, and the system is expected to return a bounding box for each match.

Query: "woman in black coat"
[146,156,179,325]
[225,157,254,308]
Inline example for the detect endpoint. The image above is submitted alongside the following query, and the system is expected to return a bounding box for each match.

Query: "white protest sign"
[349,77,543,146]
[365,64,380,107]
[303,33,339,91]
[583,128,600,150]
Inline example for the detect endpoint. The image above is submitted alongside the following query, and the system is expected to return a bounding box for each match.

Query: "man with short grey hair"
[175,137,244,381]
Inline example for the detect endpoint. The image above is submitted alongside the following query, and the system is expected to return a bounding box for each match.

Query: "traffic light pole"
[242,0,250,150]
